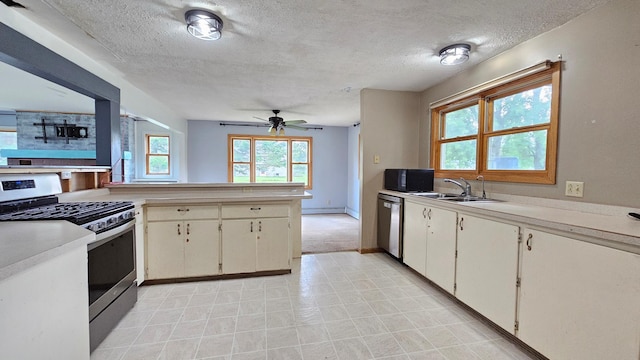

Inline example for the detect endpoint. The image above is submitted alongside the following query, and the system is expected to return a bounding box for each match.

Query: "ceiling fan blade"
[284,120,307,124]
[286,124,308,130]
[253,116,268,121]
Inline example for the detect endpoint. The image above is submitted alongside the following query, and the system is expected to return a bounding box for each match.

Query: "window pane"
[255,140,288,183]
[492,85,552,131]
[148,155,169,173]
[487,130,547,170]
[149,136,169,154]
[233,139,251,162]
[443,104,478,139]
[440,140,477,170]
[292,141,308,163]
[233,164,250,182]
[292,164,308,185]
[0,131,17,166]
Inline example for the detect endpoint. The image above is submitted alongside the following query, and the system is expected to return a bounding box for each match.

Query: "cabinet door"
[425,207,457,294]
[256,217,290,271]
[456,214,519,332]
[146,221,184,279]
[518,229,640,360]
[402,201,428,275]
[184,220,220,277]
[221,219,256,274]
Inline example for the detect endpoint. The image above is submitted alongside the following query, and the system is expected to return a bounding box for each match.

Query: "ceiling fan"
[253,110,307,136]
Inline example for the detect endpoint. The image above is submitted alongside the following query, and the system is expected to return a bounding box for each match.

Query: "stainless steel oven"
[0,173,138,352]
[87,220,137,351]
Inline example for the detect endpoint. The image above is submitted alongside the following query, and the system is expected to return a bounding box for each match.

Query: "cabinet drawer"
[147,205,219,221]
[221,204,289,219]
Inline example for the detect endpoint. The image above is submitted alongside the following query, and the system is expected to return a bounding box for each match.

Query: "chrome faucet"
[444,177,472,197]
[476,175,486,199]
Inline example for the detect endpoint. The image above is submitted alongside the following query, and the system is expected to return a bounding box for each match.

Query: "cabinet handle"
[422,208,427,218]
[177,223,181,235]
[258,221,262,232]
[526,233,533,251]
[427,209,432,220]
[187,223,190,235]
[250,221,254,233]
[177,208,190,212]
[459,217,464,231]
[250,207,261,211]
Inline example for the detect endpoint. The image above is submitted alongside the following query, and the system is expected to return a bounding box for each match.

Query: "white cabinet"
[221,204,291,274]
[425,206,457,294]
[403,200,457,293]
[403,200,428,275]
[134,206,145,284]
[518,228,640,360]
[146,205,219,280]
[455,214,519,332]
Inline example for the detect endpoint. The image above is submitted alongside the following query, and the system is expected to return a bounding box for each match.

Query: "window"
[145,134,170,175]
[228,135,312,188]
[431,62,560,184]
[0,130,17,166]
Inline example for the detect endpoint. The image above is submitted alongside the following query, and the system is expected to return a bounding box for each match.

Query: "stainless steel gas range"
[0,173,137,352]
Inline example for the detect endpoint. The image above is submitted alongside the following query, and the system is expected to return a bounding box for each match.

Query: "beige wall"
[360,89,421,250]
[420,0,640,207]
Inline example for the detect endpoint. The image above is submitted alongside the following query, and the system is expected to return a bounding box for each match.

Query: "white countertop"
[382,190,640,252]
[0,221,94,282]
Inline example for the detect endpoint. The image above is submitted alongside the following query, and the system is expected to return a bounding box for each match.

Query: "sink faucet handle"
[459,177,472,197]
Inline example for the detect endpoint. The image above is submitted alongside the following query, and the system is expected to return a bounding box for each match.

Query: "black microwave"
[384,169,434,192]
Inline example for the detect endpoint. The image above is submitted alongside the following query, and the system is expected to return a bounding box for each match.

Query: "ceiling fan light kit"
[255,110,308,136]
[185,9,223,41]
[439,43,471,65]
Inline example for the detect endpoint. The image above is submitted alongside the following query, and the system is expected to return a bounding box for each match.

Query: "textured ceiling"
[4,0,608,126]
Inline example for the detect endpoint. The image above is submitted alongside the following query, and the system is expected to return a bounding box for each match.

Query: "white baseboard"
[346,208,359,219]
[302,207,346,215]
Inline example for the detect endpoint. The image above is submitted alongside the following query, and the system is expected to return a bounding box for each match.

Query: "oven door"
[87,220,136,321]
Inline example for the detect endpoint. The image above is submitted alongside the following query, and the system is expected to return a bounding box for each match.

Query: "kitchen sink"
[413,192,460,199]
[411,192,500,202]
[439,196,501,203]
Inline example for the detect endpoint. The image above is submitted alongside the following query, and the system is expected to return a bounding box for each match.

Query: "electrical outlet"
[565,181,584,197]
[374,155,380,164]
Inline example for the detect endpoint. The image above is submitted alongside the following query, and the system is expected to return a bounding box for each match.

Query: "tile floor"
[91,252,540,360]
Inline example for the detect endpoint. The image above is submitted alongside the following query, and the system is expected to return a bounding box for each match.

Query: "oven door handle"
[88,220,135,249]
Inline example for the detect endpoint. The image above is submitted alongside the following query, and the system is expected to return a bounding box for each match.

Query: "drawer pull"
[250,207,261,211]
[177,208,190,212]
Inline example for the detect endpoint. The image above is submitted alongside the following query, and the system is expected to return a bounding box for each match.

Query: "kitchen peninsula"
[66,181,312,284]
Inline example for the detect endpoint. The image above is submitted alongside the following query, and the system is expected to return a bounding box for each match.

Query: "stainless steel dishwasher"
[377,193,403,259]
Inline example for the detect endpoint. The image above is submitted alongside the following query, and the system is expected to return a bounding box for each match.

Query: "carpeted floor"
[301,214,360,254]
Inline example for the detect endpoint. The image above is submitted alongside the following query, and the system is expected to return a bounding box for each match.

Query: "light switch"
[374,155,380,164]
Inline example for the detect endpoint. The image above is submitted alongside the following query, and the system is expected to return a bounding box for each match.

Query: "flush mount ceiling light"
[185,9,223,41]
[439,43,471,65]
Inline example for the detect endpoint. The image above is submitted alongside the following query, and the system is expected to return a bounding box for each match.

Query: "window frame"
[145,134,171,175]
[431,62,560,184]
[228,134,313,189]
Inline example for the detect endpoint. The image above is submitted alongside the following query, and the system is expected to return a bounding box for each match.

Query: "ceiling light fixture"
[439,44,471,65]
[185,9,223,41]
